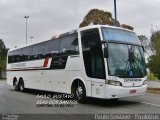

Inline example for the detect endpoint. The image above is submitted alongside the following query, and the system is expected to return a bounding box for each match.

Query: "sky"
[0,0,160,49]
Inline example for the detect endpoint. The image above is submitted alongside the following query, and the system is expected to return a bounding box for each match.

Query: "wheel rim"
[20,84,23,91]
[76,86,83,100]
[19,82,24,91]
[14,81,18,89]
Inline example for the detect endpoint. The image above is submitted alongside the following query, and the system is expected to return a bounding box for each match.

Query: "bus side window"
[44,39,60,58]
[33,43,45,60]
[60,33,79,56]
[22,46,33,61]
[14,49,23,62]
[8,51,15,63]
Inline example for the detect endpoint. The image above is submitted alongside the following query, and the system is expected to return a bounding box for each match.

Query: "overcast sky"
[0,0,160,49]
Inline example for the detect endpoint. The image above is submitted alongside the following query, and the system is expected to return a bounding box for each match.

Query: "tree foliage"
[138,35,148,49]
[79,9,133,31]
[0,39,8,78]
[148,31,160,79]
[79,9,120,27]
[138,35,152,57]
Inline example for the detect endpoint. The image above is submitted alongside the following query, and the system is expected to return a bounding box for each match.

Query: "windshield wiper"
[132,59,143,77]
[125,47,143,77]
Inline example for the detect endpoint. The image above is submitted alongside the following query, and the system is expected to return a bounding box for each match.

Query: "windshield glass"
[102,27,141,45]
[107,43,146,78]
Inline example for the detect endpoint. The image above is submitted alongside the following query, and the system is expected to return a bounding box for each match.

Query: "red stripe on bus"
[43,58,49,67]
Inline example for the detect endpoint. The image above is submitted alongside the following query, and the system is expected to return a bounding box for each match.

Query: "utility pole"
[114,0,117,26]
[24,16,29,44]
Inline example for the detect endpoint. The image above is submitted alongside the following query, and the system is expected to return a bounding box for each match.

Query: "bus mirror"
[104,47,108,58]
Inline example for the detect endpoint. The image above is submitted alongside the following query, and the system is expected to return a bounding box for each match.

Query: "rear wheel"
[13,80,19,91]
[75,82,86,103]
[19,80,25,92]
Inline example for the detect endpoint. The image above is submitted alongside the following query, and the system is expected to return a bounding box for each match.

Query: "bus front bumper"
[105,84,147,99]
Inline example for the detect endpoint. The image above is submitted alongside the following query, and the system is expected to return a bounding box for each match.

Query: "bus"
[7,25,147,103]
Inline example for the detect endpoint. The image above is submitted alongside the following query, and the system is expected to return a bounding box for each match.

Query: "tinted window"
[60,34,79,56]
[50,34,78,69]
[81,29,105,79]
[45,39,60,57]
[33,43,45,59]
[108,43,146,78]
[8,51,15,63]
[22,46,33,61]
[14,49,23,62]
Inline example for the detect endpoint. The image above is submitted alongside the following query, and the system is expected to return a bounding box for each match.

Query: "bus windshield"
[101,27,146,78]
[107,43,146,78]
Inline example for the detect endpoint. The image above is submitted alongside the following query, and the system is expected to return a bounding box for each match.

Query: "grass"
[147,72,159,80]
[0,78,6,81]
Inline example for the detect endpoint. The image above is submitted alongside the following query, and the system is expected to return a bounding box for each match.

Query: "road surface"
[0,80,160,114]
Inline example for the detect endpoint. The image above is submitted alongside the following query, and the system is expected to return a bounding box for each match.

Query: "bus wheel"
[19,80,25,92]
[13,80,19,91]
[75,82,86,103]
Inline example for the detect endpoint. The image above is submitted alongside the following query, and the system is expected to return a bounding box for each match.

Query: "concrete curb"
[147,88,160,94]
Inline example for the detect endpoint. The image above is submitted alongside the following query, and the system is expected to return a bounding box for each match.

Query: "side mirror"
[104,47,109,58]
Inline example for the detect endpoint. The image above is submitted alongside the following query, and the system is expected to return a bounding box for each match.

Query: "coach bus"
[7,25,147,103]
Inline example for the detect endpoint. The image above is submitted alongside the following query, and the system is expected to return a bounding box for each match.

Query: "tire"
[13,80,19,91]
[75,82,86,103]
[19,80,25,92]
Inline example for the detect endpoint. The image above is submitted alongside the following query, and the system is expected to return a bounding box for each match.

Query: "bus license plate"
[130,90,136,94]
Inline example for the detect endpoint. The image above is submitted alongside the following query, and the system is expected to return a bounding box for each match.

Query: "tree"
[138,35,148,49]
[138,35,152,57]
[148,31,160,79]
[79,9,120,27]
[79,9,133,31]
[0,39,8,78]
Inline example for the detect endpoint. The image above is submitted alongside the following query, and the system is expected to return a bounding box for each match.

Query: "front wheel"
[75,82,86,103]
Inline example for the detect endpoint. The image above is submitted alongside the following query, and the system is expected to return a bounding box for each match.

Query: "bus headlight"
[143,80,147,85]
[106,80,122,86]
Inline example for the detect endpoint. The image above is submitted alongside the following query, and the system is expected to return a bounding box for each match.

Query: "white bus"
[7,25,147,103]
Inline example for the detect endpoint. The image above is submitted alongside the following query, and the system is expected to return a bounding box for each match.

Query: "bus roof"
[9,25,135,51]
[78,25,135,33]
